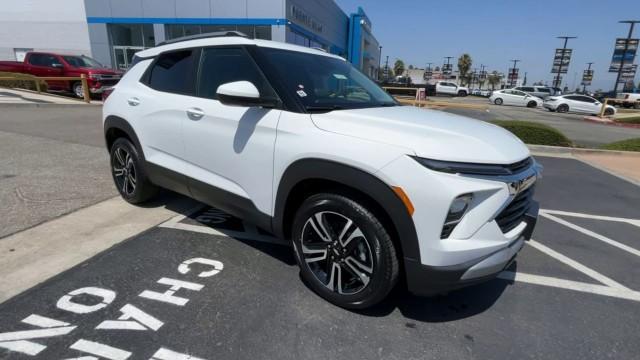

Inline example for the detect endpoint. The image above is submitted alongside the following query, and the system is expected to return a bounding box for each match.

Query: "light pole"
[378,46,382,81]
[613,20,640,94]
[479,64,486,90]
[553,36,577,88]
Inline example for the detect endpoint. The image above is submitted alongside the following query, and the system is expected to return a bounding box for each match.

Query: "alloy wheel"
[300,211,374,295]
[112,146,136,196]
[74,83,84,98]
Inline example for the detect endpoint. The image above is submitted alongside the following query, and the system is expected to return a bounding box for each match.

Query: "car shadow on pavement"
[154,195,513,323]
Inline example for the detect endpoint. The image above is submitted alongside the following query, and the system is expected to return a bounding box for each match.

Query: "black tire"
[526,100,537,108]
[72,82,84,98]
[494,98,503,105]
[557,104,569,113]
[457,90,467,97]
[604,108,615,116]
[110,137,158,204]
[291,193,399,309]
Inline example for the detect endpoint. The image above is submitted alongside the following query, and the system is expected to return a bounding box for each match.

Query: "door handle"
[186,107,204,120]
[127,97,140,106]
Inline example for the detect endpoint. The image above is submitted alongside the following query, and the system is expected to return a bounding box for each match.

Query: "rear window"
[146,50,196,95]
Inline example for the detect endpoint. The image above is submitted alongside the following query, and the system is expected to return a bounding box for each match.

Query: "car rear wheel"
[110,137,158,204]
[72,82,84,99]
[494,98,503,105]
[557,104,569,113]
[527,100,537,108]
[291,193,399,309]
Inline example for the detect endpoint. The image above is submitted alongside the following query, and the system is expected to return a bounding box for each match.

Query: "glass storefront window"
[109,24,155,47]
[165,24,272,41]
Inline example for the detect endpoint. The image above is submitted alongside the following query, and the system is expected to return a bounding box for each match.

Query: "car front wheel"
[494,98,503,105]
[527,100,537,108]
[110,137,158,204]
[72,82,84,98]
[291,193,399,309]
[557,104,569,113]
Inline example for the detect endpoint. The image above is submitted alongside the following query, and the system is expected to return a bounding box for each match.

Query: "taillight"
[102,87,115,101]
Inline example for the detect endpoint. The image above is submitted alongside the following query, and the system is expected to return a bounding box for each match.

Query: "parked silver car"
[514,86,553,99]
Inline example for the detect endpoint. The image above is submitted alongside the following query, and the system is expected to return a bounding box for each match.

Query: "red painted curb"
[582,116,640,129]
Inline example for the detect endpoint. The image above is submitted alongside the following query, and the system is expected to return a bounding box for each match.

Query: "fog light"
[441,194,473,238]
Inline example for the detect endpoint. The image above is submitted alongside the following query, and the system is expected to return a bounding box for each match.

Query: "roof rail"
[156,31,248,46]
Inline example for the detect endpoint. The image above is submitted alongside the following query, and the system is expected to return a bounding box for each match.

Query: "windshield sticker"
[333,74,347,80]
[296,90,307,97]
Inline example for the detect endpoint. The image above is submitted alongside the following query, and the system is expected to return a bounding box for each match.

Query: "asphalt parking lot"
[1,156,638,360]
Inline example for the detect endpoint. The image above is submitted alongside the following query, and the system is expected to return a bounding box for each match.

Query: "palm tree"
[457,54,472,86]
[487,71,501,90]
[394,59,405,78]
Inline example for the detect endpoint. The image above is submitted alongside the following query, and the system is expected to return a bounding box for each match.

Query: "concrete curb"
[527,144,640,157]
[582,115,640,129]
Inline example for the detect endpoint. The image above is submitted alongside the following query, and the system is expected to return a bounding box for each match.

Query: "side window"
[147,50,196,95]
[565,95,580,101]
[28,54,44,66]
[522,87,535,92]
[197,47,276,100]
[538,88,551,94]
[579,96,596,103]
[42,55,62,67]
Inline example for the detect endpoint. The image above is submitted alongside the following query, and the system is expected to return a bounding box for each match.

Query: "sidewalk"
[0,87,99,105]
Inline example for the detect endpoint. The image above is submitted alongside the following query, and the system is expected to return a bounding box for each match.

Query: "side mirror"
[216,81,278,108]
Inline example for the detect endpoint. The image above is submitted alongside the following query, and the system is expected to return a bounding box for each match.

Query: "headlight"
[412,156,532,176]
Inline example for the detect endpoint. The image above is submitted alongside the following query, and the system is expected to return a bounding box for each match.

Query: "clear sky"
[336,0,639,91]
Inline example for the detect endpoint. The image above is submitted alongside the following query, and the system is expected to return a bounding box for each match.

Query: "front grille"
[495,185,534,233]
[505,157,532,174]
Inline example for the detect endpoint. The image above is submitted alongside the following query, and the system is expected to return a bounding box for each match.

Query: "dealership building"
[0,0,381,78]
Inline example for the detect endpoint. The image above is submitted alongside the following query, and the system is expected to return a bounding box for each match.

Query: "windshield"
[257,47,396,112]
[63,55,104,68]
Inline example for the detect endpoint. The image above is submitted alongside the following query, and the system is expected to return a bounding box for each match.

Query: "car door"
[564,95,588,113]
[578,96,601,113]
[133,49,198,194]
[502,90,519,105]
[26,54,65,89]
[182,46,282,219]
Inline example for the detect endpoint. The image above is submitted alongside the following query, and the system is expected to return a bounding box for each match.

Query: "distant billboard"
[581,69,594,86]
[442,63,453,75]
[609,38,638,72]
[508,68,519,81]
[551,48,572,74]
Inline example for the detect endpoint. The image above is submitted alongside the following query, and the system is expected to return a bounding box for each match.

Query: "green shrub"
[0,71,48,92]
[600,138,640,152]
[491,120,573,147]
[615,116,640,124]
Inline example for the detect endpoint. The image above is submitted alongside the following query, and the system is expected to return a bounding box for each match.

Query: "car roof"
[136,36,345,61]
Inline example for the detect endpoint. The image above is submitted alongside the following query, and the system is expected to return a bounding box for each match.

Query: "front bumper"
[405,201,538,296]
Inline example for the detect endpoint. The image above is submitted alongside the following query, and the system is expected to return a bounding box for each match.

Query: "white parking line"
[540,212,640,258]
[498,272,640,303]
[527,239,630,290]
[541,209,640,228]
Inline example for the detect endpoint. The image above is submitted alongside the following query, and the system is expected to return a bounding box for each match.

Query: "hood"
[311,105,530,164]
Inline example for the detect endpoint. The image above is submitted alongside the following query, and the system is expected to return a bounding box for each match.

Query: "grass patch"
[615,116,640,124]
[600,138,640,152]
[0,71,48,92]
[491,120,573,147]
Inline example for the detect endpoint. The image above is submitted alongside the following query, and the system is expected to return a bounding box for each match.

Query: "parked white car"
[435,81,469,96]
[489,89,543,108]
[544,94,616,115]
[102,32,540,309]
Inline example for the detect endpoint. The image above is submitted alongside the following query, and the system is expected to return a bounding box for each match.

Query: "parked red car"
[0,52,122,98]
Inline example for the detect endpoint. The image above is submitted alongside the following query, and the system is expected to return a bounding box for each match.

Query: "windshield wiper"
[305,105,345,113]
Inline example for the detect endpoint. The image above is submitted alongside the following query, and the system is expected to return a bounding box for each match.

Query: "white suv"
[103,33,541,309]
